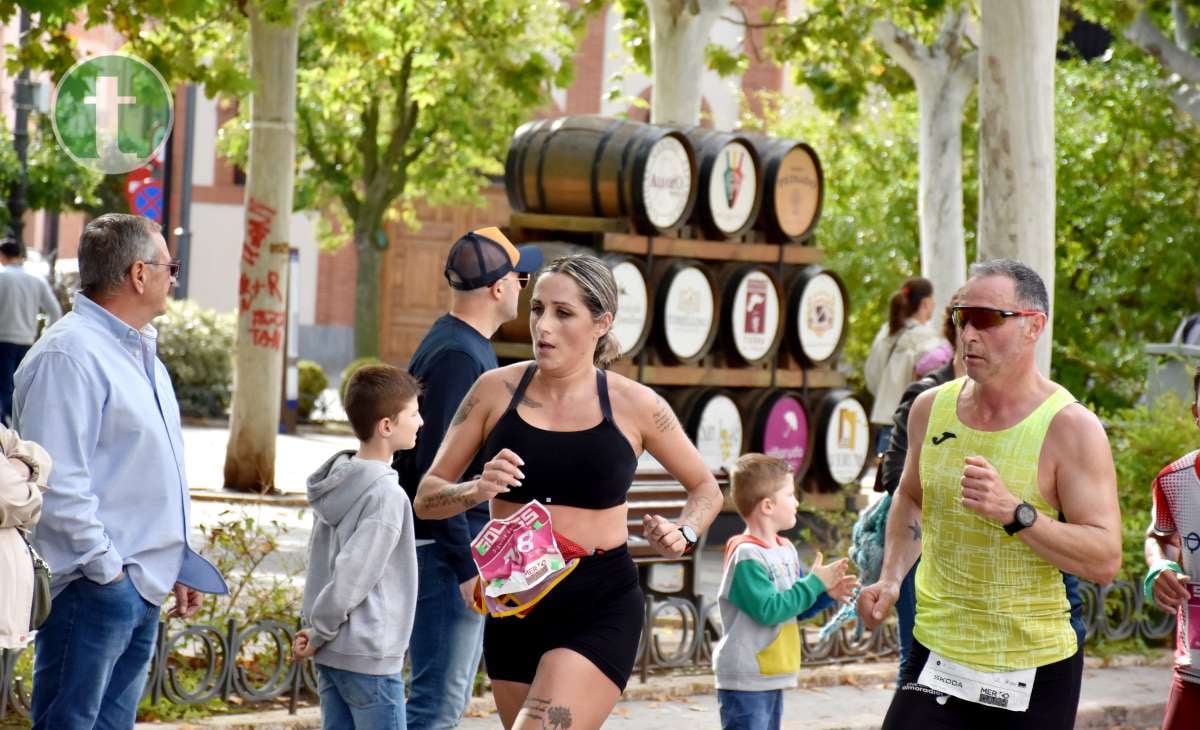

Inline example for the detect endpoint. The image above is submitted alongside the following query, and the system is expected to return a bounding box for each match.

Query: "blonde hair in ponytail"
[540,254,622,368]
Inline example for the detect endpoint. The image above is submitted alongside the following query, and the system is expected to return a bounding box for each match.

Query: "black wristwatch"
[678,525,699,554]
[1003,502,1038,536]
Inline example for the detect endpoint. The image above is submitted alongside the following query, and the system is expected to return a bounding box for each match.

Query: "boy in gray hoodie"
[713,454,858,730]
[294,365,423,730]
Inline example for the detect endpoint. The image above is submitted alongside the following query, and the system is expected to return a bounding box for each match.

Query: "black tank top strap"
[506,363,538,413]
[596,368,614,423]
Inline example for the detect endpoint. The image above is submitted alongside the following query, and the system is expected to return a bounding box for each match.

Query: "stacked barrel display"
[500,115,871,495]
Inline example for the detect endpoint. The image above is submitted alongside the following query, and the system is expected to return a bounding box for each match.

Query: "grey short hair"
[541,254,621,367]
[79,214,161,297]
[969,259,1049,313]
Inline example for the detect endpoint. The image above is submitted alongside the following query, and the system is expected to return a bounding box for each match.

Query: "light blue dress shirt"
[13,293,224,605]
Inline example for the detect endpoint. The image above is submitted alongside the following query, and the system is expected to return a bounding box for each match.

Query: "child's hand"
[293,629,317,659]
[825,573,859,604]
[810,552,848,592]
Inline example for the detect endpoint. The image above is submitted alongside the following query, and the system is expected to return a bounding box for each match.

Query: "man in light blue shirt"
[13,213,226,729]
[0,239,61,426]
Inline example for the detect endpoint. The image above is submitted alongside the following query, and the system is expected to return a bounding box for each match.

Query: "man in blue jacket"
[394,227,540,729]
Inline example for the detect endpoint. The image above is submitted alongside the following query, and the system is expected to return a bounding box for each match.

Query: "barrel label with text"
[763,395,808,474]
[664,267,715,360]
[731,271,780,362]
[824,397,869,484]
[709,141,757,234]
[775,147,821,237]
[798,272,845,363]
[694,394,743,472]
[611,261,648,357]
[643,136,692,230]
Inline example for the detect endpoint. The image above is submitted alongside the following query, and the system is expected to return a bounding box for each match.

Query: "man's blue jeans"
[718,688,784,730]
[405,542,485,730]
[316,664,406,730]
[31,573,159,730]
[896,559,919,684]
[0,342,30,425]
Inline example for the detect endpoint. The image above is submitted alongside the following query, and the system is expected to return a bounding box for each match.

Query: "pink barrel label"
[762,395,808,473]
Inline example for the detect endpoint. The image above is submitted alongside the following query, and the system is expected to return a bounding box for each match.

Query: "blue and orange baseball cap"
[444,227,543,291]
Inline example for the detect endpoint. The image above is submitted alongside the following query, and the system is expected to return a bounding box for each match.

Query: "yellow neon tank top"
[912,377,1078,672]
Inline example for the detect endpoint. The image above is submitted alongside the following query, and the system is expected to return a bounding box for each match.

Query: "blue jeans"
[0,342,30,425]
[718,688,783,730]
[316,664,406,730]
[404,543,485,730]
[31,573,159,730]
[895,559,918,684]
[875,425,894,456]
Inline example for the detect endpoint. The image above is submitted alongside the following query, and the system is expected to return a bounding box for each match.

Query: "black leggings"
[483,544,644,692]
[882,639,1083,730]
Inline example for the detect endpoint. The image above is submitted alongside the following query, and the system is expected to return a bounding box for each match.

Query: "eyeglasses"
[951,306,1043,331]
[144,259,182,278]
[513,272,530,289]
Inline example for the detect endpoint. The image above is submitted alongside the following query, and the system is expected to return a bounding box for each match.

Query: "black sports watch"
[1003,502,1038,536]
[678,525,699,554]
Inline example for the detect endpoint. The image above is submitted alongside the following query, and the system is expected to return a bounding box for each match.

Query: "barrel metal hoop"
[591,121,623,217]
[534,118,568,213]
[617,127,644,219]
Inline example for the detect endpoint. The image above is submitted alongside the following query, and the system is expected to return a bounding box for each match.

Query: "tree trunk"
[354,225,381,358]
[224,4,303,493]
[977,0,1058,375]
[645,0,728,125]
[873,8,976,318]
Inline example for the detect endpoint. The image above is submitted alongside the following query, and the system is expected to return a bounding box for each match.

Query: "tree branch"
[1171,0,1199,51]
[298,105,358,219]
[381,50,416,175]
[358,97,380,190]
[872,18,927,79]
[1126,9,1200,85]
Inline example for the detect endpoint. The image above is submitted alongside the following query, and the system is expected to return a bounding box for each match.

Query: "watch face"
[1016,503,1037,527]
[680,525,698,544]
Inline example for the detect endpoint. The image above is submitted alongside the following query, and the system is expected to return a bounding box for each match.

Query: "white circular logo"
[824,397,869,484]
[642,135,692,229]
[730,270,780,361]
[663,266,715,360]
[611,261,648,357]
[708,141,757,234]
[798,272,845,363]
[693,394,743,471]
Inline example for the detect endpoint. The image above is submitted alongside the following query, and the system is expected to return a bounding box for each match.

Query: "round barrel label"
[775,146,820,237]
[798,272,845,363]
[642,135,692,230]
[611,261,648,357]
[708,141,757,234]
[694,394,743,472]
[663,267,715,360]
[731,270,780,361]
[823,396,869,484]
[762,395,808,474]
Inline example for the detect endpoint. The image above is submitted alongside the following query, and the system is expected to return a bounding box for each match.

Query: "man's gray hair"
[969,259,1049,313]
[79,214,161,297]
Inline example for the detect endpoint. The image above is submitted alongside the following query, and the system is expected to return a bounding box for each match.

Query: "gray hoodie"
[301,451,417,675]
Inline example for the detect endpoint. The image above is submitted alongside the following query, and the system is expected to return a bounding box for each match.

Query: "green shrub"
[297,360,328,422]
[157,299,235,417]
[339,356,384,406]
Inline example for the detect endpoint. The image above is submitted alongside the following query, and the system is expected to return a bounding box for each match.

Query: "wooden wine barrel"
[809,389,870,492]
[496,241,591,343]
[737,388,813,480]
[717,263,783,366]
[668,387,745,473]
[744,135,824,243]
[505,116,698,235]
[652,259,720,365]
[786,265,849,367]
[681,127,763,239]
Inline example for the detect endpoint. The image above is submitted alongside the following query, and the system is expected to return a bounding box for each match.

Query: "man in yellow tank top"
[857,259,1122,729]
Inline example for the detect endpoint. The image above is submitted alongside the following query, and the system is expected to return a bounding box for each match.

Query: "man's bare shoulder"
[1046,398,1110,458]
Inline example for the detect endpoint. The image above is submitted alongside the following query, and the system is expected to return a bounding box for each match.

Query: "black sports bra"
[484,364,638,510]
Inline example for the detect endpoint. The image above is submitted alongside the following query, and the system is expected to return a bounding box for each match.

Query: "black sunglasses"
[951,306,1042,331]
[516,272,531,289]
[143,259,182,278]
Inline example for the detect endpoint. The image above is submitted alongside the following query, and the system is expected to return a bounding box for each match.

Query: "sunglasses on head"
[951,306,1042,331]
[142,259,182,278]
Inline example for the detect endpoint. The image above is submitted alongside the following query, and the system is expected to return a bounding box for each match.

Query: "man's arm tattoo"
[909,520,921,541]
[652,396,678,433]
[504,380,543,408]
[450,393,479,426]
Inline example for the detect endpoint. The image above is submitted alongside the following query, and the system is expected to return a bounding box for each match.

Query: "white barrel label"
[731,270,780,362]
[643,135,692,230]
[664,267,715,360]
[824,396,869,485]
[694,394,743,472]
[798,272,845,363]
[611,261,648,358]
[708,141,757,234]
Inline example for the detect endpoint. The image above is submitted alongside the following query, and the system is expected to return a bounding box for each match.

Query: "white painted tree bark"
[872,6,976,318]
[224,3,308,492]
[977,0,1059,375]
[1124,3,1200,124]
[645,0,729,125]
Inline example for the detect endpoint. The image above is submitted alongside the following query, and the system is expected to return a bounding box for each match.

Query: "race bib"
[917,650,1036,712]
[470,501,579,617]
